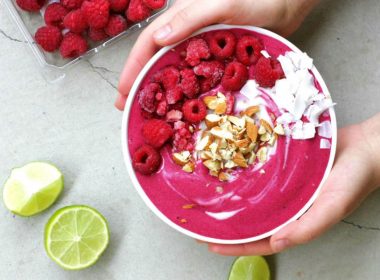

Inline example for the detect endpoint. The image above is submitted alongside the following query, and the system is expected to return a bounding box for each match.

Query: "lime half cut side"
[2,162,64,216]
[228,256,270,280]
[44,205,110,270]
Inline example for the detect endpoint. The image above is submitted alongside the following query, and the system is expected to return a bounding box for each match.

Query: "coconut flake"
[240,80,260,98]
[320,139,331,149]
[286,51,313,70]
[308,99,335,125]
[278,55,296,78]
[276,113,294,125]
[318,121,333,138]
[261,50,271,58]
[292,121,316,139]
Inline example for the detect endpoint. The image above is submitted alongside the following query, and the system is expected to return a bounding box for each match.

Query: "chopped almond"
[182,161,195,173]
[233,152,248,168]
[214,100,227,114]
[260,119,273,133]
[205,114,222,128]
[228,116,245,128]
[203,160,221,172]
[260,132,271,142]
[196,135,211,151]
[274,123,285,135]
[246,122,258,142]
[225,160,237,168]
[218,172,230,181]
[257,147,268,162]
[268,134,278,146]
[235,138,250,148]
[172,151,191,166]
[200,151,213,160]
[210,126,233,140]
[243,105,260,117]
[258,125,266,135]
[203,96,218,110]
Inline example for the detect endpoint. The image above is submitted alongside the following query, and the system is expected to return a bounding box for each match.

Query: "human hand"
[116,0,320,110]
[207,114,380,256]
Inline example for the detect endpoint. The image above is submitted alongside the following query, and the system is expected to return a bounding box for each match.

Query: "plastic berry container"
[2,0,170,82]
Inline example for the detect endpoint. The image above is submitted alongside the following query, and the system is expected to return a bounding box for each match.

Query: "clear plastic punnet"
[2,0,171,82]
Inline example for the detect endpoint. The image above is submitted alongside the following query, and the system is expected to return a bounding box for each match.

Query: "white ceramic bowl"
[121,24,337,244]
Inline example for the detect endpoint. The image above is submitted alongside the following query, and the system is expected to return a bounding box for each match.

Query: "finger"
[270,148,371,253]
[153,0,233,45]
[117,1,191,101]
[115,93,127,111]
[208,238,274,256]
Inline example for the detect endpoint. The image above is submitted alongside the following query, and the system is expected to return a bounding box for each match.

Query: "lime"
[44,205,110,270]
[2,162,63,216]
[228,256,270,280]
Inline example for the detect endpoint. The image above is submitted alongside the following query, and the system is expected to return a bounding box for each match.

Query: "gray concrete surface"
[1,0,379,279]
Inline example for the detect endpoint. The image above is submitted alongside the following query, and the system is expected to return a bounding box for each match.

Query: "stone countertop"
[1,0,379,279]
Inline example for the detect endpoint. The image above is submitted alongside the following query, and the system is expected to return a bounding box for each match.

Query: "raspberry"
[248,64,255,79]
[221,61,248,91]
[132,144,161,175]
[142,0,165,10]
[182,99,207,123]
[110,0,129,12]
[253,57,285,88]
[35,26,62,52]
[59,32,88,58]
[179,69,199,98]
[155,92,164,101]
[141,110,154,119]
[126,0,151,22]
[61,0,84,9]
[166,87,183,105]
[16,0,45,11]
[88,27,109,41]
[166,110,183,122]
[142,119,174,148]
[208,30,237,59]
[153,66,180,90]
[225,92,235,115]
[81,0,110,29]
[156,100,167,116]
[236,35,263,66]
[63,10,88,34]
[138,83,161,113]
[44,3,68,29]
[173,122,194,151]
[104,15,127,37]
[193,61,224,92]
[185,38,210,67]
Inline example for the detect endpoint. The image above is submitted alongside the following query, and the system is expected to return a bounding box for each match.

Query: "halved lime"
[228,256,270,280]
[2,162,64,216]
[44,205,110,270]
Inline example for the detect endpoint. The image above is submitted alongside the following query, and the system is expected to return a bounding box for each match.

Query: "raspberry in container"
[2,0,170,82]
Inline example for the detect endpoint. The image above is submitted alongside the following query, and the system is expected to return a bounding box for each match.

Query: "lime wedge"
[44,205,110,270]
[2,162,63,216]
[228,256,270,280]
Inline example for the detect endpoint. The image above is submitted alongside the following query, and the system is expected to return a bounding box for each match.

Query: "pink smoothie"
[127,28,332,240]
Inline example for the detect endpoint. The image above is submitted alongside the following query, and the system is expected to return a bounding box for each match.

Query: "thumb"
[269,151,371,253]
[152,0,233,45]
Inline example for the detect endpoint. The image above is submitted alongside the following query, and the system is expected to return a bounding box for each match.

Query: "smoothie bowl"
[121,24,337,244]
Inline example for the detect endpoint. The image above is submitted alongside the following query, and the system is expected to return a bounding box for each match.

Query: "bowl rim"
[121,24,338,244]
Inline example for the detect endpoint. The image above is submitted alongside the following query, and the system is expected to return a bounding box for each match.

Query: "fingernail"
[273,239,290,252]
[208,245,219,253]
[153,24,172,41]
